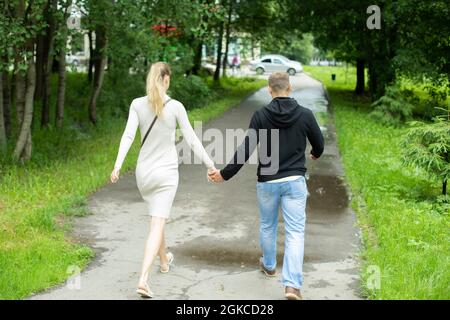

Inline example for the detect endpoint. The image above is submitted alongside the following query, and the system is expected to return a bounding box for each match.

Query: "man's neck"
[271,94,290,99]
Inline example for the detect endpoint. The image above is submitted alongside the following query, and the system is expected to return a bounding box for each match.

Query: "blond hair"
[146,62,172,116]
[268,72,290,93]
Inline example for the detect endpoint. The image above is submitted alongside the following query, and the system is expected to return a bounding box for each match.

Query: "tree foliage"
[370,85,415,127]
[0,0,233,161]
[1,0,448,162]
[288,0,450,100]
[401,116,450,196]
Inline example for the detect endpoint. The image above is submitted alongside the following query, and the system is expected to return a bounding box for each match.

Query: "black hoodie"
[221,97,324,182]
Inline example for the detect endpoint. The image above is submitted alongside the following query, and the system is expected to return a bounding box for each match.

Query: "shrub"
[433,195,450,215]
[400,116,450,196]
[99,73,145,118]
[370,85,415,126]
[169,75,211,110]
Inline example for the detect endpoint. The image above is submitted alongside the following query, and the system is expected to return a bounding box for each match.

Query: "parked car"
[250,54,303,75]
[66,51,88,67]
[200,62,216,75]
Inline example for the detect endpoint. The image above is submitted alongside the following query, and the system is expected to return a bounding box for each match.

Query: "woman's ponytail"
[146,62,171,116]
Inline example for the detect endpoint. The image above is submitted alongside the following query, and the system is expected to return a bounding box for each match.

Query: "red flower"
[151,24,181,38]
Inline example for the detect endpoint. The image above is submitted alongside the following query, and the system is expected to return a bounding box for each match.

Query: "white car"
[66,51,88,67]
[250,54,303,76]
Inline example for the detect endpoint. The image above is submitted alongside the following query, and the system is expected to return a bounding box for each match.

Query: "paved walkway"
[32,73,361,300]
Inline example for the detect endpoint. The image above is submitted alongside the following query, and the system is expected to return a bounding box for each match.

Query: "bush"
[169,75,211,110]
[99,73,145,119]
[400,117,450,196]
[370,85,415,126]
[434,195,450,215]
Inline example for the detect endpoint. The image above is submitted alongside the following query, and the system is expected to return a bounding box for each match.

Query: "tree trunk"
[222,0,234,77]
[14,63,36,161]
[369,58,395,100]
[56,45,66,128]
[213,22,224,82]
[15,73,26,126]
[443,180,447,196]
[54,0,72,128]
[35,34,45,100]
[40,0,57,127]
[367,21,397,100]
[0,74,6,154]
[2,70,11,137]
[88,30,94,83]
[355,58,365,95]
[251,38,255,60]
[191,41,203,75]
[38,32,50,126]
[11,0,35,161]
[88,27,108,124]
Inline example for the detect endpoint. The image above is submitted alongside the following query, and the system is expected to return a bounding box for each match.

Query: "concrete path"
[32,73,361,300]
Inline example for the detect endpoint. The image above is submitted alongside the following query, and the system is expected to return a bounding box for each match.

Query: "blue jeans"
[256,176,307,289]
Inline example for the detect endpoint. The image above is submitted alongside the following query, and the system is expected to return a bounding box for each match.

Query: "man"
[209,72,324,300]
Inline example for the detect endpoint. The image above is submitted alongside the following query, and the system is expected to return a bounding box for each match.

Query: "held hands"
[310,154,318,161]
[207,167,225,183]
[110,168,120,184]
[111,166,223,184]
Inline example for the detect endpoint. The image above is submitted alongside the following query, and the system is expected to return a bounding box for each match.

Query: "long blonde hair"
[146,62,172,116]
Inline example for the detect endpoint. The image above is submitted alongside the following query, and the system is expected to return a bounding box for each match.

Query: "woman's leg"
[158,229,169,267]
[138,216,166,286]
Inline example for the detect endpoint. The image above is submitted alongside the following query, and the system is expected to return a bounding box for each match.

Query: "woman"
[110,62,216,298]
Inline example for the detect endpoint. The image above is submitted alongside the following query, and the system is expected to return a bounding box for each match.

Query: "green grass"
[304,65,359,91]
[0,74,266,300]
[303,65,449,118]
[397,76,450,118]
[306,65,450,299]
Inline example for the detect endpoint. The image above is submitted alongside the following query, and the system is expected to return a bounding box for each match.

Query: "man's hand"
[208,168,225,183]
[310,154,319,161]
[110,168,120,183]
[207,167,217,182]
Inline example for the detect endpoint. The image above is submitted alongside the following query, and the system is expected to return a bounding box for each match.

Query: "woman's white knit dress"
[114,95,214,218]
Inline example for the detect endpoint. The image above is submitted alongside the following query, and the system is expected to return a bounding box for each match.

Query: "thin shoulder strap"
[141,98,172,147]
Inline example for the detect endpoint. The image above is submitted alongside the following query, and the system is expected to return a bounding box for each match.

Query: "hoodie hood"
[261,97,303,128]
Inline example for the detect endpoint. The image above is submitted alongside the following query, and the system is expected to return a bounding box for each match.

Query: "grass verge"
[306,66,449,299]
[0,75,266,300]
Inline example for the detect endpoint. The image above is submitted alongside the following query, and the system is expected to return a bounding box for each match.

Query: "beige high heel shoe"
[136,282,154,299]
[160,252,174,274]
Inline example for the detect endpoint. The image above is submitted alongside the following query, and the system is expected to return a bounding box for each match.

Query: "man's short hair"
[269,72,290,93]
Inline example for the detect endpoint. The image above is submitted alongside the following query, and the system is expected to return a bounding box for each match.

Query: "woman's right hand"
[110,168,120,183]
[207,166,217,183]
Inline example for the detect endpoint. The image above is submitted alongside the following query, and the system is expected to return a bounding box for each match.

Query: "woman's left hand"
[110,168,120,183]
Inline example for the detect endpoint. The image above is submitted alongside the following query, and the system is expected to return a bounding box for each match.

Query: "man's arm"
[305,110,324,159]
[220,114,260,181]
